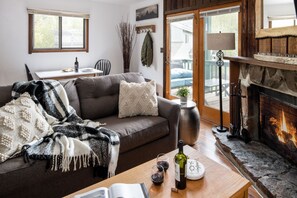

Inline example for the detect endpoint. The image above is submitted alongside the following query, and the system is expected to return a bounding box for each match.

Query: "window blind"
[167,13,194,23]
[200,5,240,18]
[27,8,90,19]
[268,15,296,21]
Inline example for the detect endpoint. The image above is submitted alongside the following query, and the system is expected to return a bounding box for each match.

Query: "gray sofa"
[0,72,180,198]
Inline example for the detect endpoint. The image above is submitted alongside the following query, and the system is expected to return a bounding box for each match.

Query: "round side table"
[173,99,200,145]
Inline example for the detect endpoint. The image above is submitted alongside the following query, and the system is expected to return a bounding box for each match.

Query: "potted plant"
[176,87,190,104]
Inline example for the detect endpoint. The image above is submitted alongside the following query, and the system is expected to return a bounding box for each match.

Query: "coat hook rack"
[136,25,156,34]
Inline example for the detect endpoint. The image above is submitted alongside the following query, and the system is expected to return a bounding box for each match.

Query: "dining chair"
[25,64,33,81]
[94,59,111,76]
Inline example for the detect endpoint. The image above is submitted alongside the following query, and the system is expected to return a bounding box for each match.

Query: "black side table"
[173,99,200,145]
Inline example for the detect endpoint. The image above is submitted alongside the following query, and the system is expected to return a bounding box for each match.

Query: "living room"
[0,0,297,197]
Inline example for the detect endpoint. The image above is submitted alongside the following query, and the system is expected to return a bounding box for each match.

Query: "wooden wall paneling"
[172,0,177,10]
[164,0,168,12]
[240,0,257,57]
[240,0,248,57]
[165,0,239,15]
[288,37,297,55]
[271,37,287,55]
[163,0,240,15]
[177,0,183,9]
[190,0,197,7]
[247,0,257,57]
[238,4,242,56]
[258,38,271,54]
[202,0,239,8]
[199,0,208,8]
[183,0,190,7]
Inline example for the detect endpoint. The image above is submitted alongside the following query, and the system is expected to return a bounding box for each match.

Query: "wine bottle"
[175,140,187,189]
[74,57,79,72]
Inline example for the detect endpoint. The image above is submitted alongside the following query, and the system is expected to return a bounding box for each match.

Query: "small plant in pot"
[176,87,190,104]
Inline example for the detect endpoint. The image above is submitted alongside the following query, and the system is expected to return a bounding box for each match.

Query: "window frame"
[28,13,89,54]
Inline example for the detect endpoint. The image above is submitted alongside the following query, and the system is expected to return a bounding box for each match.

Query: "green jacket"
[141,32,153,67]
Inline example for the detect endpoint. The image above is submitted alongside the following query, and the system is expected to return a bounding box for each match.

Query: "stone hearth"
[220,57,297,197]
[214,132,297,198]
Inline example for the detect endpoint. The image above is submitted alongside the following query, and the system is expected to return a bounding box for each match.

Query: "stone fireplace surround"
[215,57,297,198]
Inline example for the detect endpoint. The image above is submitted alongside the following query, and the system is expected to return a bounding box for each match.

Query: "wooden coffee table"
[65,145,250,198]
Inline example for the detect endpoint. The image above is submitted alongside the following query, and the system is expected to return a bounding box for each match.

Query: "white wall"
[129,0,164,93]
[0,0,128,85]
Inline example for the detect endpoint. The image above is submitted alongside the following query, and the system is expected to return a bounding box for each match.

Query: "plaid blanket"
[12,80,120,177]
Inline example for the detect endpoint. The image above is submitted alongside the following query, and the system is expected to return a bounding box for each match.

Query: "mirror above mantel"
[255,0,297,38]
[255,0,297,65]
[263,0,296,29]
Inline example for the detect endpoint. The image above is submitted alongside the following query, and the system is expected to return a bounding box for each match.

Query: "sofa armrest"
[157,96,180,149]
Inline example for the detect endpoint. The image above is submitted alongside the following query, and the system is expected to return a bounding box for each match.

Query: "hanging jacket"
[141,32,153,67]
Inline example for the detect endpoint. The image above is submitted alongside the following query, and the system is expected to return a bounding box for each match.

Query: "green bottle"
[175,140,187,189]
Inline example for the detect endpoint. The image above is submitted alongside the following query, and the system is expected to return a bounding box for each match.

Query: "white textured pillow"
[0,92,53,163]
[118,80,158,118]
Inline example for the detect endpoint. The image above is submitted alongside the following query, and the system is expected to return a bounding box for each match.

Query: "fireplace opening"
[260,92,297,165]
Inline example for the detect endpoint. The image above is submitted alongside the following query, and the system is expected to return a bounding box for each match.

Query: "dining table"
[35,68,103,80]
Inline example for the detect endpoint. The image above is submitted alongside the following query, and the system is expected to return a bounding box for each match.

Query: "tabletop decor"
[176,86,190,104]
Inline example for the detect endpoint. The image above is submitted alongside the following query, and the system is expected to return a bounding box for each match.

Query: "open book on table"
[74,183,149,198]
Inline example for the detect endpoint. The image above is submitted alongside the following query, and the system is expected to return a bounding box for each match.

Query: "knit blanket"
[12,80,120,177]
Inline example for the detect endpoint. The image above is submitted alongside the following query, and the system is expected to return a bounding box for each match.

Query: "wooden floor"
[193,120,262,198]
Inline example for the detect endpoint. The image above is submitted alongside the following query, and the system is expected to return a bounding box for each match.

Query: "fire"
[269,109,297,147]
[280,110,288,133]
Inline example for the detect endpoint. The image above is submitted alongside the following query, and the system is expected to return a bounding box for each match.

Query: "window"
[28,9,89,53]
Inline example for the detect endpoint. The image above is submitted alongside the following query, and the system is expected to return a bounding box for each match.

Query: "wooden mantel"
[225,56,297,71]
[224,56,297,130]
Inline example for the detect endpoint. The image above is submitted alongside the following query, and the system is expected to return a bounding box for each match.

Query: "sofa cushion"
[0,85,12,108]
[95,115,169,153]
[0,157,102,198]
[118,80,158,118]
[0,93,53,162]
[76,73,145,120]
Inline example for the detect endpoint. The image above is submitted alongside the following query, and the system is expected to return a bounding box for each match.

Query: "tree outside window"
[28,10,89,53]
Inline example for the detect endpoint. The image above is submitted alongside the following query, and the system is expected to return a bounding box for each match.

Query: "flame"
[280,110,288,132]
[291,127,297,147]
[270,109,297,147]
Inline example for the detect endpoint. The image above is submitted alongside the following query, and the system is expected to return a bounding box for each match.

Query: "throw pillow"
[0,92,53,163]
[118,80,158,118]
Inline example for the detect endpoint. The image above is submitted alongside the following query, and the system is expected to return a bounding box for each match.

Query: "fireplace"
[259,91,297,165]
[213,56,297,197]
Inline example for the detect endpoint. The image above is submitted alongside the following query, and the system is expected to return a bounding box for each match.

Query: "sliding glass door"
[199,6,239,126]
[166,13,197,100]
[164,5,240,127]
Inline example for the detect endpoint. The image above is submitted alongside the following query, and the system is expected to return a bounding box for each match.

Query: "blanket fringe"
[51,153,100,172]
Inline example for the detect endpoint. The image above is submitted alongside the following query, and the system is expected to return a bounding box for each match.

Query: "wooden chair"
[25,64,33,81]
[94,59,111,76]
